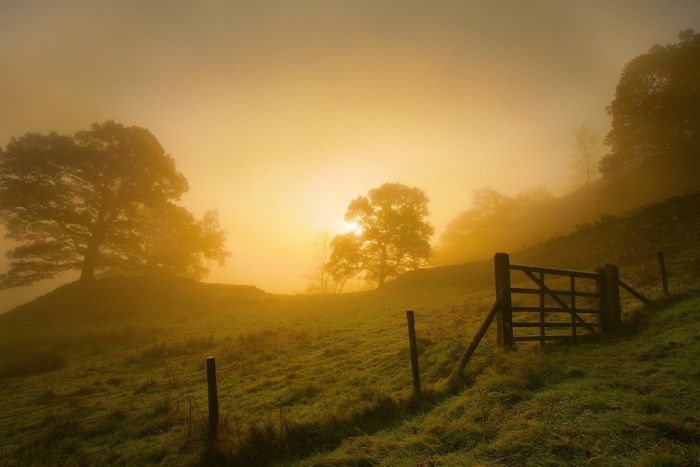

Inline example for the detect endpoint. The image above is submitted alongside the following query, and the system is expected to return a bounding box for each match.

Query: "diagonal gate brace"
[522,270,597,334]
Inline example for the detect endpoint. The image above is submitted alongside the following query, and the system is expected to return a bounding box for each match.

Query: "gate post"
[600,264,621,334]
[495,253,513,349]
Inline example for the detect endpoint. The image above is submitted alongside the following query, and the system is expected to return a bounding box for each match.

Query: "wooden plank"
[522,270,598,334]
[571,275,577,340]
[539,271,545,346]
[405,310,421,395]
[495,253,513,349]
[206,356,219,439]
[453,299,500,375]
[510,288,598,298]
[510,263,599,279]
[514,335,581,342]
[512,322,601,328]
[601,264,621,333]
[595,269,604,334]
[619,279,650,304]
[512,306,599,313]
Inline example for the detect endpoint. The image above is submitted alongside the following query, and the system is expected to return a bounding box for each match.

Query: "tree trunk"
[80,237,100,281]
[377,245,387,287]
[80,206,107,282]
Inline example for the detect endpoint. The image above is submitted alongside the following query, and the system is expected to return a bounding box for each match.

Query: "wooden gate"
[452,252,652,377]
[494,253,623,348]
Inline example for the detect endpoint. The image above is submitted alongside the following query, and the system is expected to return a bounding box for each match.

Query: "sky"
[1,0,699,310]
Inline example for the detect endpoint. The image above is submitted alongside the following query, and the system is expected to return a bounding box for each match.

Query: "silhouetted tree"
[571,125,601,188]
[326,183,433,287]
[305,230,349,294]
[601,29,700,185]
[0,121,228,288]
[325,232,363,291]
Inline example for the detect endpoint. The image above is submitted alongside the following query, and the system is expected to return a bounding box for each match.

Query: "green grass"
[0,282,486,465]
[301,293,700,466]
[0,272,698,466]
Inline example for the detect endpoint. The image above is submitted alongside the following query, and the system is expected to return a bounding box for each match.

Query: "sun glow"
[344,221,363,235]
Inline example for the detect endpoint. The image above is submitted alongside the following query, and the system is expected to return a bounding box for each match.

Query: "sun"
[344,221,363,235]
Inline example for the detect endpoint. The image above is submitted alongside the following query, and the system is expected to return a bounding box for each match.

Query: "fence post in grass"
[596,267,605,335]
[405,310,421,395]
[206,356,219,439]
[494,253,513,349]
[658,251,670,297]
[601,264,621,334]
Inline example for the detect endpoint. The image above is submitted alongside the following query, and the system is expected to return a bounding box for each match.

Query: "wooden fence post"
[658,251,669,297]
[601,264,621,334]
[405,310,421,395]
[452,298,500,377]
[206,356,219,439]
[596,267,605,334]
[494,253,513,349]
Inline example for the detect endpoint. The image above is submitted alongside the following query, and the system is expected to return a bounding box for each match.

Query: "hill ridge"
[389,191,700,290]
[0,275,266,325]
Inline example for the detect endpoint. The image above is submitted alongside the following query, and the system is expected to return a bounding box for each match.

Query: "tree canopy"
[326,182,433,288]
[0,121,228,288]
[601,29,700,186]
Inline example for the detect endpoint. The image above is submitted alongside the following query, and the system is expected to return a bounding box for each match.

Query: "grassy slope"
[0,282,490,465]
[302,294,700,466]
[0,193,698,465]
[1,280,698,465]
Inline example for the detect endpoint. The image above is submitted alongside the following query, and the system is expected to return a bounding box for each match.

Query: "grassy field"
[0,279,488,465]
[1,193,699,465]
[0,265,698,465]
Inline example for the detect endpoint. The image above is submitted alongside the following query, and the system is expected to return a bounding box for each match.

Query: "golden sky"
[1,0,699,309]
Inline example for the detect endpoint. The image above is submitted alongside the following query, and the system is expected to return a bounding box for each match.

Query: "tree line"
[437,29,700,266]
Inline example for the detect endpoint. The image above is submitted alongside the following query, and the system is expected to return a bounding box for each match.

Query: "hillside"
[1,277,697,465]
[0,193,698,465]
[0,276,266,326]
[299,293,700,466]
[392,191,700,292]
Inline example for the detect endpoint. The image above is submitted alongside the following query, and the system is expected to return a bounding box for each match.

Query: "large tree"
[326,182,433,287]
[601,29,700,186]
[0,121,228,288]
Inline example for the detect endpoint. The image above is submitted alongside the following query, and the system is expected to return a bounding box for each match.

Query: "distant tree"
[326,183,433,287]
[601,29,700,183]
[440,188,514,252]
[305,230,348,294]
[438,187,554,264]
[570,126,601,188]
[0,121,228,288]
[324,232,363,292]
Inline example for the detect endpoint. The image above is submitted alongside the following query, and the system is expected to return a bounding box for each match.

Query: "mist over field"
[1,1,699,466]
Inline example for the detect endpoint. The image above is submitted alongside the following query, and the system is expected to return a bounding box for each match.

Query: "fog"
[1,0,699,310]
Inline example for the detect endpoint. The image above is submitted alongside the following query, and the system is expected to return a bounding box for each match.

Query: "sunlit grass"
[1,278,698,465]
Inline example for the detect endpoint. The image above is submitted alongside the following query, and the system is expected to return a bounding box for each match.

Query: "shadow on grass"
[196,387,448,466]
[0,352,67,380]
